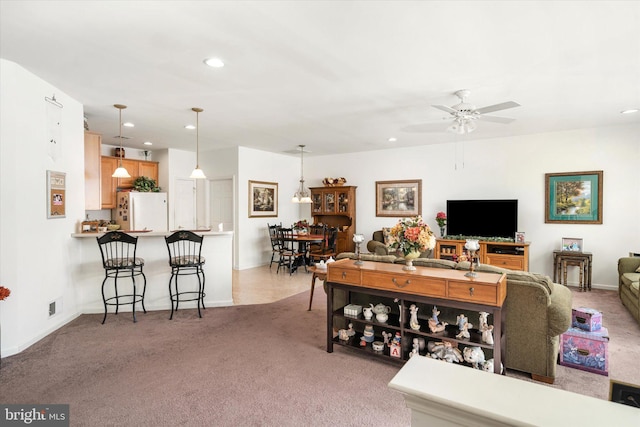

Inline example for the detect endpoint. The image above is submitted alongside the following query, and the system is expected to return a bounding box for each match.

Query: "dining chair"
[277,227,307,275]
[267,223,283,269]
[309,227,338,262]
[308,224,326,254]
[96,231,147,324]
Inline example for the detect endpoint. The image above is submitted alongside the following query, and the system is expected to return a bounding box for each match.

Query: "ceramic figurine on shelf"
[456,314,472,339]
[391,331,402,347]
[428,306,448,333]
[463,346,486,369]
[482,358,504,374]
[382,331,392,345]
[409,304,420,330]
[409,338,420,358]
[428,341,463,363]
[394,298,402,324]
[363,304,374,320]
[478,311,494,345]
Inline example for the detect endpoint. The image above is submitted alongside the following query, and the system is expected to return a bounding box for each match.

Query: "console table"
[325,259,507,374]
[553,251,593,291]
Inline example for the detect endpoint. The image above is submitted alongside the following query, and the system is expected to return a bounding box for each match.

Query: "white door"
[174,178,196,230]
[209,178,234,231]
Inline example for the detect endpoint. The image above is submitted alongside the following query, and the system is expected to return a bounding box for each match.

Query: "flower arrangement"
[435,212,447,227]
[0,286,11,301]
[386,216,436,256]
[293,219,309,230]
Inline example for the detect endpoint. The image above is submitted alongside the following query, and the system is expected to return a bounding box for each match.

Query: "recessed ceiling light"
[204,57,225,68]
[388,137,397,142]
[185,124,196,130]
[621,109,639,114]
[143,141,152,146]
[123,122,135,127]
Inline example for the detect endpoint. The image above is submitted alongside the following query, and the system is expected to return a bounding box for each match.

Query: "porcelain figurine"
[409,338,419,358]
[456,314,472,339]
[428,306,448,333]
[463,346,486,369]
[482,358,504,374]
[427,341,463,363]
[382,331,392,344]
[409,304,420,330]
[373,303,391,323]
[478,311,494,345]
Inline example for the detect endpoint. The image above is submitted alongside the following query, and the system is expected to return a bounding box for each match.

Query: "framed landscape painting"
[545,171,603,224]
[248,180,278,218]
[375,179,422,217]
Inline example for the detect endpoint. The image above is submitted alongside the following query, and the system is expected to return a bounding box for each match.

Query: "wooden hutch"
[310,186,357,254]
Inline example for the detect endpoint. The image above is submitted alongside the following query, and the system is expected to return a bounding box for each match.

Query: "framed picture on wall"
[375,179,422,217]
[47,170,66,219]
[545,170,603,224]
[248,180,278,218]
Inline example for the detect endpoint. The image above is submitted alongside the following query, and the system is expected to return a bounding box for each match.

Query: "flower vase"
[439,226,445,237]
[403,250,421,271]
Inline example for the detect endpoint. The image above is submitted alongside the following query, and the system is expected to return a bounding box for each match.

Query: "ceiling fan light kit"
[432,89,520,135]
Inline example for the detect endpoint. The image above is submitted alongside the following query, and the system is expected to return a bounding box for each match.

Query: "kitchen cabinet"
[100,156,159,209]
[84,131,102,210]
[310,186,356,253]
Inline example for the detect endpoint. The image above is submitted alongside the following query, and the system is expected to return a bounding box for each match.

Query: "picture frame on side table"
[561,237,583,252]
[248,180,278,218]
[545,170,603,224]
[47,170,66,219]
[515,232,525,243]
[609,379,640,408]
[375,179,422,217]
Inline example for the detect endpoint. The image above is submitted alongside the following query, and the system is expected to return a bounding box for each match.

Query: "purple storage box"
[559,327,609,376]
[572,307,602,331]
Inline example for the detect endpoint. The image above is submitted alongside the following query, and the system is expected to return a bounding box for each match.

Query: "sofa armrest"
[546,283,573,337]
[618,257,640,275]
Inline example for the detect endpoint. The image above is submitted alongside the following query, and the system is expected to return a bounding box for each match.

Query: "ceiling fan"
[432,89,521,134]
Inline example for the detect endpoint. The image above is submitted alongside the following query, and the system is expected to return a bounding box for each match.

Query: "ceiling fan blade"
[475,101,520,115]
[477,115,516,124]
[431,104,457,114]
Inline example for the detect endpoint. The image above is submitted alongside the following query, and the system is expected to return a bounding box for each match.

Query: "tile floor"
[232,264,314,305]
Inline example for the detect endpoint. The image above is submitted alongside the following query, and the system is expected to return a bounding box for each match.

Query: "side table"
[553,251,593,291]
[307,266,327,311]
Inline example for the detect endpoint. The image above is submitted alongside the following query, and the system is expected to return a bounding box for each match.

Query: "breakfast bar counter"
[70,231,234,314]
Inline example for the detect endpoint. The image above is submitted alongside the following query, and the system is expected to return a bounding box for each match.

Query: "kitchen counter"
[70,230,234,314]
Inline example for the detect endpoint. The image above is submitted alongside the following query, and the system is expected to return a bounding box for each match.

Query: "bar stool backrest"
[97,231,139,269]
[165,230,204,267]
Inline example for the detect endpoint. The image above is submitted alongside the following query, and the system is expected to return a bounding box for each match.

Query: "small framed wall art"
[375,179,422,217]
[561,237,583,252]
[47,170,66,219]
[545,170,603,224]
[248,180,278,218]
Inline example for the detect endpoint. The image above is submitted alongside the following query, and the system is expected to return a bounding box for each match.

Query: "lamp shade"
[112,166,131,178]
[190,167,206,179]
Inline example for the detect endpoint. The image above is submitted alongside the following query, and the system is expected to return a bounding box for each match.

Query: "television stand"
[435,239,530,271]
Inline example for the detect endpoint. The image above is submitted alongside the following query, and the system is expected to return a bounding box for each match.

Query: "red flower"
[0,286,10,301]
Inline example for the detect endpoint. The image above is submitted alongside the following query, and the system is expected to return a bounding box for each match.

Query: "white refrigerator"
[113,192,168,232]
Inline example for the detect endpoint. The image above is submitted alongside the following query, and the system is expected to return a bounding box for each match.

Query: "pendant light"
[292,144,312,203]
[112,104,131,178]
[189,107,206,179]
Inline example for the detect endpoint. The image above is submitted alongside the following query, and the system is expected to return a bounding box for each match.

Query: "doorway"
[174,178,196,230]
[208,178,234,232]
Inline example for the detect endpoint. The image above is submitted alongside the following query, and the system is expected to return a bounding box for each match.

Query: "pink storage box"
[559,327,609,376]
[572,307,602,331]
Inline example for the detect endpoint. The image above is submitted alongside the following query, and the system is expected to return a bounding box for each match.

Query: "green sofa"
[618,257,640,325]
[334,252,572,384]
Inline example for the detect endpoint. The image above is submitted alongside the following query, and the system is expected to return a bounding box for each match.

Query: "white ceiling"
[1,1,639,156]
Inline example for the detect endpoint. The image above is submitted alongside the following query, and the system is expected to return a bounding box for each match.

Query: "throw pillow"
[636,265,640,273]
[382,227,392,246]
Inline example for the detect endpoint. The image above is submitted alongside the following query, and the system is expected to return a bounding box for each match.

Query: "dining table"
[284,233,325,271]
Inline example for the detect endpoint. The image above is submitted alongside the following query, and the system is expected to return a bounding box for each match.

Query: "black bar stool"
[165,230,206,319]
[96,231,147,324]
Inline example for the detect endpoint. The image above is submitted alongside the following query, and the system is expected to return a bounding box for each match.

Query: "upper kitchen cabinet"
[100,156,159,209]
[84,131,102,210]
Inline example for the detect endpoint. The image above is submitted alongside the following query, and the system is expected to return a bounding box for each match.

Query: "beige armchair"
[618,257,640,325]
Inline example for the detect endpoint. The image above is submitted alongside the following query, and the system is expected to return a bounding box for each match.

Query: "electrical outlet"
[49,301,56,317]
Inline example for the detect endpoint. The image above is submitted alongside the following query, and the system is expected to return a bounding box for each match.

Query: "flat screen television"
[446,199,518,239]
